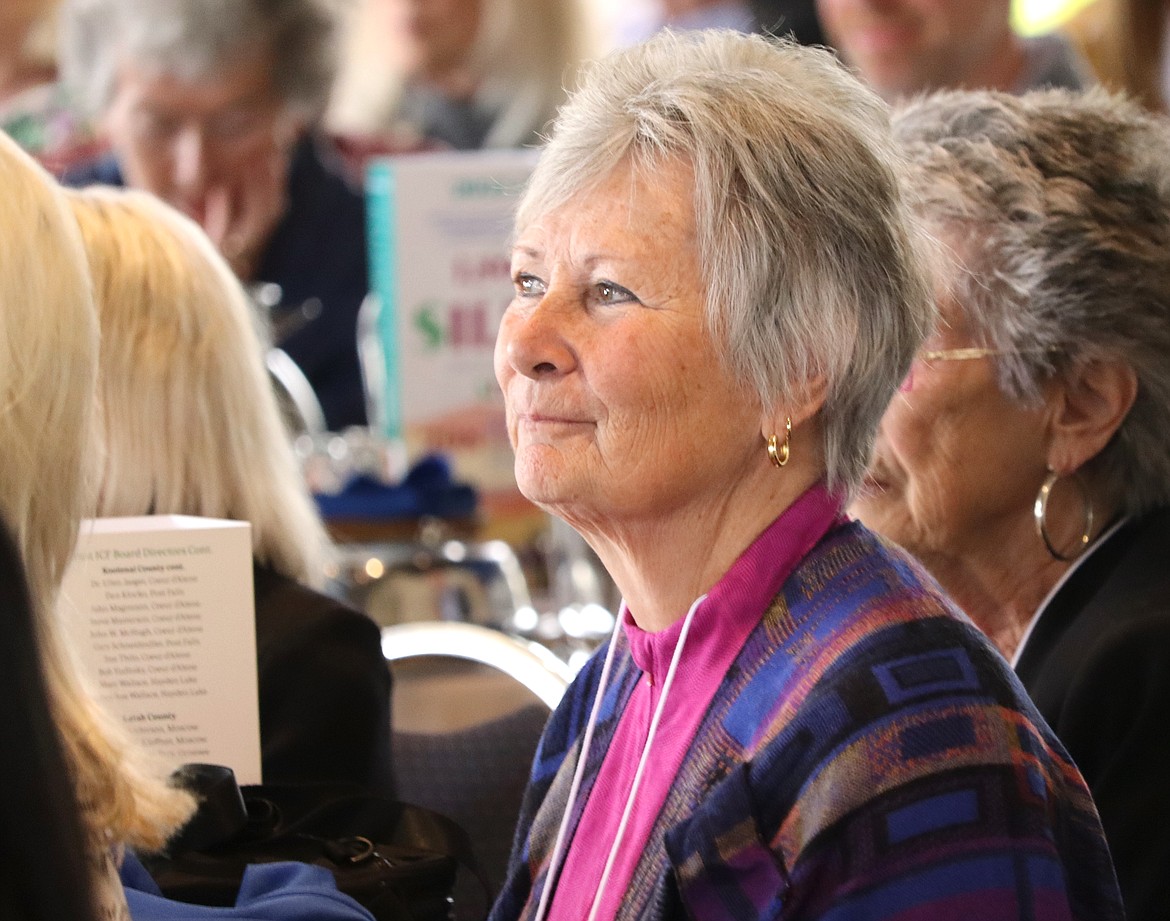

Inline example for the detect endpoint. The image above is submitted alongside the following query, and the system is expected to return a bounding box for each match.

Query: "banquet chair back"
[382,623,571,918]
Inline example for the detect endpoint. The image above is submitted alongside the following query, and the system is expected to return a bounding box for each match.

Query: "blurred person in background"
[0,0,57,109]
[60,0,370,431]
[604,0,825,53]
[816,0,1091,101]
[1063,0,1170,112]
[0,0,101,172]
[328,0,592,150]
[853,86,1170,921]
[609,0,756,46]
[70,184,394,797]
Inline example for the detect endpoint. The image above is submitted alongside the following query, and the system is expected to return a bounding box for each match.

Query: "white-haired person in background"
[607,0,756,48]
[853,86,1170,921]
[327,0,592,150]
[59,0,370,431]
[487,30,1122,921]
[68,185,394,797]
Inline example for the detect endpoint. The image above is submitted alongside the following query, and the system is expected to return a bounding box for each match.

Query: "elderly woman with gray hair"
[853,87,1170,921]
[60,0,370,431]
[488,30,1123,921]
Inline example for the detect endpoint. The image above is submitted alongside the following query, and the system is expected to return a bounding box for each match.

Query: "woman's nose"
[499,295,578,380]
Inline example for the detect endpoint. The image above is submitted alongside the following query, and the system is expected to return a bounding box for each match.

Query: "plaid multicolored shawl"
[489,521,1124,921]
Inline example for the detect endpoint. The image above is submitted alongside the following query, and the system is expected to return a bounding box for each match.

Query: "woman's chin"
[513,464,572,508]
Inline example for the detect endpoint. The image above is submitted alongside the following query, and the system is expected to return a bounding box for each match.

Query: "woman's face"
[376,0,482,83]
[815,0,1013,100]
[102,52,298,277]
[852,295,1053,566]
[495,157,766,531]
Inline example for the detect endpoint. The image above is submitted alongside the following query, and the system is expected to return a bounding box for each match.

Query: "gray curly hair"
[517,29,933,497]
[893,87,1170,516]
[61,0,345,119]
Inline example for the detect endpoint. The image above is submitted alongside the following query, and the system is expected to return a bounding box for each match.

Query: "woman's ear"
[759,374,828,438]
[1046,359,1137,474]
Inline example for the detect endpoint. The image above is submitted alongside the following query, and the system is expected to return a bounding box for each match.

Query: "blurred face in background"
[816,0,1015,100]
[851,291,1052,571]
[102,52,304,278]
[375,0,482,87]
[0,0,55,33]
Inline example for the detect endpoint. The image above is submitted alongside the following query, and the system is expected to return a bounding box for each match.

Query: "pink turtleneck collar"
[546,482,843,921]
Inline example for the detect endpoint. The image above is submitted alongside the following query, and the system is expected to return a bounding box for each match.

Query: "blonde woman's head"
[70,185,331,584]
[0,132,193,873]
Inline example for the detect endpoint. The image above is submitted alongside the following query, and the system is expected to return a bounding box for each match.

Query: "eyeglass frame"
[917,346,1060,363]
[899,345,1062,393]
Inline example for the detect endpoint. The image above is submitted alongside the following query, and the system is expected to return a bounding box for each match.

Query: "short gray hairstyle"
[61,0,345,118]
[517,29,932,496]
[893,87,1170,515]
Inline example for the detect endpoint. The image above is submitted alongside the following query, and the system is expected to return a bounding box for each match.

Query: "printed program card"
[365,148,537,491]
[59,515,262,783]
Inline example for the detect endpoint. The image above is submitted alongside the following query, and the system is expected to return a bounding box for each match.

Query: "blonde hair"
[69,185,332,584]
[328,0,595,147]
[0,133,193,862]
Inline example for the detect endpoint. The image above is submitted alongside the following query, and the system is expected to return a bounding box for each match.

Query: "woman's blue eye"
[515,273,546,297]
[596,281,634,304]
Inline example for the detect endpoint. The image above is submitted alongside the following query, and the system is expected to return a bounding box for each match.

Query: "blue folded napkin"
[314,455,478,521]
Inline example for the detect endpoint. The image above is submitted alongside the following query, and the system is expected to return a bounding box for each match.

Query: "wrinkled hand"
[201,138,290,281]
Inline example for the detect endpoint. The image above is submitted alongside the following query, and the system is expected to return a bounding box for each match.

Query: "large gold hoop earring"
[1033,469,1094,562]
[767,417,792,468]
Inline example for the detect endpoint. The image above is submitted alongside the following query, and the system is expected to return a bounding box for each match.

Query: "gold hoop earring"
[767,417,792,468]
[1033,469,1093,562]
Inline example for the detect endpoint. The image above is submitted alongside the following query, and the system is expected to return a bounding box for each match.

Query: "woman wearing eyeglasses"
[852,87,1170,921]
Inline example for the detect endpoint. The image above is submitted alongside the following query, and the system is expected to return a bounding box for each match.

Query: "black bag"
[143,764,490,921]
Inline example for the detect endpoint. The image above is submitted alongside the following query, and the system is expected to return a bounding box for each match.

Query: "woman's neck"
[964,31,1027,95]
[418,66,478,102]
[922,544,1064,660]
[931,483,1120,660]
[573,463,825,633]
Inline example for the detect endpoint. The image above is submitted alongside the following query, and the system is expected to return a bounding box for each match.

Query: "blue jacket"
[64,136,370,431]
[121,851,375,921]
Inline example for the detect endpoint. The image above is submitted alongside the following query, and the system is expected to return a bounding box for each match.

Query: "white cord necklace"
[531,594,705,921]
